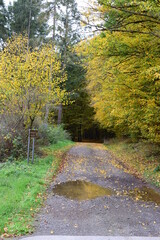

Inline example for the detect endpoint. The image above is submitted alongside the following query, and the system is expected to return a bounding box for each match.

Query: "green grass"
[105,139,160,188]
[0,140,74,237]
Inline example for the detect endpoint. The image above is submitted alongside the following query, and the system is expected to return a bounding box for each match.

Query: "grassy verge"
[0,140,74,238]
[105,139,160,188]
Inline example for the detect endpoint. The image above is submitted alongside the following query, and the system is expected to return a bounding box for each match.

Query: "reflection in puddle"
[53,180,114,200]
[53,180,160,204]
[128,187,160,205]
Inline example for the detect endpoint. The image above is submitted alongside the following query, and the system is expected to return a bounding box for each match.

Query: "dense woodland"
[0,0,160,161]
[79,0,160,143]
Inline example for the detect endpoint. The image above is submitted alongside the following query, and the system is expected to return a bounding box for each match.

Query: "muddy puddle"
[53,180,160,204]
[128,187,160,205]
[53,180,114,200]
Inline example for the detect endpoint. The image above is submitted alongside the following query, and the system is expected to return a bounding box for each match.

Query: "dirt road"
[33,143,160,236]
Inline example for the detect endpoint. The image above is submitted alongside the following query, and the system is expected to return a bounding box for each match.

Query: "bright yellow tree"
[78,30,160,142]
[0,35,66,129]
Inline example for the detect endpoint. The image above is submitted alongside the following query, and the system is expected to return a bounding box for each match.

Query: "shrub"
[0,134,25,162]
[11,136,24,158]
[38,124,70,145]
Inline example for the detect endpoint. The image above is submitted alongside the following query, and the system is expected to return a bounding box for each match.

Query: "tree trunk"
[44,3,57,125]
[57,103,62,125]
[57,2,69,125]
[52,2,56,46]
[27,0,32,51]
[78,124,82,142]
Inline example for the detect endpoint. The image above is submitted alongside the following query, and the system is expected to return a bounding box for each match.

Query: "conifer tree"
[45,0,81,124]
[8,0,48,47]
[0,0,8,45]
[46,0,80,50]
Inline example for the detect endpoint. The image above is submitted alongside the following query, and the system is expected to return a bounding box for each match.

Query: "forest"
[0,0,160,237]
[0,0,160,161]
[0,0,98,162]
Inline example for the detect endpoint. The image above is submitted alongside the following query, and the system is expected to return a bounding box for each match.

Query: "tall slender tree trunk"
[57,2,69,125]
[64,2,69,66]
[45,1,57,125]
[78,124,82,142]
[57,103,62,125]
[52,2,56,46]
[27,0,32,51]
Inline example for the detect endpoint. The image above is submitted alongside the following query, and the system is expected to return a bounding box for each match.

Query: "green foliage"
[99,0,160,37]
[8,0,48,47]
[45,0,80,49]
[11,136,24,159]
[0,140,73,237]
[62,50,96,140]
[0,0,8,44]
[39,124,70,145]
[154,165,160,173]
[0,131,25,162]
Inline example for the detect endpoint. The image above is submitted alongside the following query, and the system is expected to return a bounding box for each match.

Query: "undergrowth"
[0,140,73,237]
[105,139,160,188]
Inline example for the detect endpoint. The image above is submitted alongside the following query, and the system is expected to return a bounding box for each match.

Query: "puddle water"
[53,180,114,200]
[53,180,160,204]
[128,187,160,205]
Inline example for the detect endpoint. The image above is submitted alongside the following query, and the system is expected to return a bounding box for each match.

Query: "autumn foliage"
[0,35,66,159]
[78,0,160,143]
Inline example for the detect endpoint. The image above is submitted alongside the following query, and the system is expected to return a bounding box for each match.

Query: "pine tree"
[8,0,48,47]
[46,0,80,51]
[62,51,96,140]
[45,0,81,124]
[0,0,8,45]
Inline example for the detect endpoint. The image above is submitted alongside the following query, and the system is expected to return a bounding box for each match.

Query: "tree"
[0,0,8,45]
[46,0,80,50]
[98,0,160,38]
[0,35,66,130]
[62,50,96,140]
[44,0,81,124]
[8,0,48,47]
[78,0,160,143]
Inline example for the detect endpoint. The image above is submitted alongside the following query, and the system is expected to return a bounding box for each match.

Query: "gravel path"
[32,143,160,237]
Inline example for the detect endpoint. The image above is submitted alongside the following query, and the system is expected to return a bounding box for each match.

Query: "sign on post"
[30,130,38,138]
[27,129,38,164]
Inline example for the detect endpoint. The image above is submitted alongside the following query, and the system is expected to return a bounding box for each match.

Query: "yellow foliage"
[77,29,160,142]
[0,35,66,128]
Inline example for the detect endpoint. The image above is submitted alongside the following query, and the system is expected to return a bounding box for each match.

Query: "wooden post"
[27,129,38,164]
[32,137,35,164]
[27,129,31,164]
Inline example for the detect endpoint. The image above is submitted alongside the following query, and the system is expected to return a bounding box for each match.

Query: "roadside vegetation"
[0,140,74,238]
[105,139,160,188]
